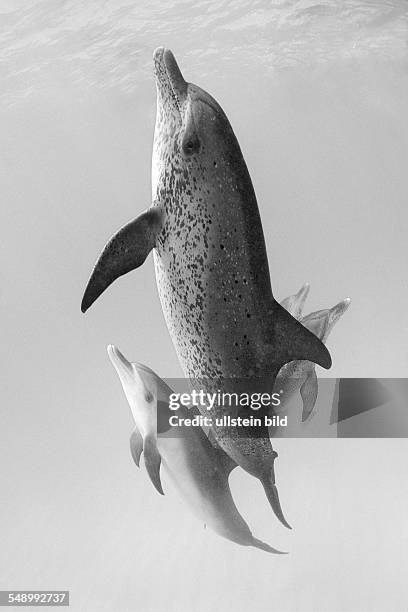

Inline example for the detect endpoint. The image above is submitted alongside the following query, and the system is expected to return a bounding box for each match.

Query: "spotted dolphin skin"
[107,345,286,554]
[81,48,331,528]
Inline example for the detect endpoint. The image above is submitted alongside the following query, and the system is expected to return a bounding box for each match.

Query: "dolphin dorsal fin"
[81,206,165,312]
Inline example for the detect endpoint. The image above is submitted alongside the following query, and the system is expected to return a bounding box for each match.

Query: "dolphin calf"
[81,48,331,527]
[107,344,286,554]
[277,284,351,421]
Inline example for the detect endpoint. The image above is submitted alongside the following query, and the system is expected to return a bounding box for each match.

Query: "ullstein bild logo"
[167,413,288,429]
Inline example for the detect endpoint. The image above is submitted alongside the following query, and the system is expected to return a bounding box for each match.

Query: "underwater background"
[1,2,408,610]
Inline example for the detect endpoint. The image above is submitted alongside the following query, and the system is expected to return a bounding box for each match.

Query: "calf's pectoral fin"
[143,433,164,496]
[81,206,165,313]
[129,426,143,467]
[272,302,332,370]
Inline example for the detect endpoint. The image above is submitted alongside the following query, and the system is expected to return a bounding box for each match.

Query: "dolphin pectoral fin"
[143,434,164,495]
[261,476,292,530]
[300,369,318,422]
[251,538,288,555]
[272,301,332,370]
[81,206,165,312]
[130,427,143,467]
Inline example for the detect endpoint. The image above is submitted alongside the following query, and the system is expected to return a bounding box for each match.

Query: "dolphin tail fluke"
[251,538,288,555]
[272,301,332,370]
[300,369,318,422]
[327,298,351,333]
[261,473,292,530]
[300,298,351,344]
[130,426,143,467]
[143,433,164,495]
[81,206,164,313]
[280,282,310,319]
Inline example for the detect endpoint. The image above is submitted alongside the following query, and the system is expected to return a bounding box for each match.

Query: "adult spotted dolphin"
[107,344,286,554]
[81,48,331,528]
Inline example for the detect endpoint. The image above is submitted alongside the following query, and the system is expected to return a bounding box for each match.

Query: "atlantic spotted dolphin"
[81,48,331,528]
[107,345,286,554]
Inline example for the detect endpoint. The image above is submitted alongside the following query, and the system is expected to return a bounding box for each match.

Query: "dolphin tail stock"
[270,301,332,371]
[251,538,288,555]
[81,205,165,313]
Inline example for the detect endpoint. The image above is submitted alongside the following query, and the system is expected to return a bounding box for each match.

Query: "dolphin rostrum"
[81,48,331,528]
[107,344,286,554]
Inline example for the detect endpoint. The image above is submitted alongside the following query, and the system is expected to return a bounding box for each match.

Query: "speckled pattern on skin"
[150,48,291,479]
[152,49,274,380]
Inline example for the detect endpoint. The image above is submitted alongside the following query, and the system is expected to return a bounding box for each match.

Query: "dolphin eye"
[182,133,200,156]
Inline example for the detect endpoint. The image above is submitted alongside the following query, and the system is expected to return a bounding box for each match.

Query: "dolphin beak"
[107,345,153,404]
[153,47,188,103]
[107,344,133,378]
